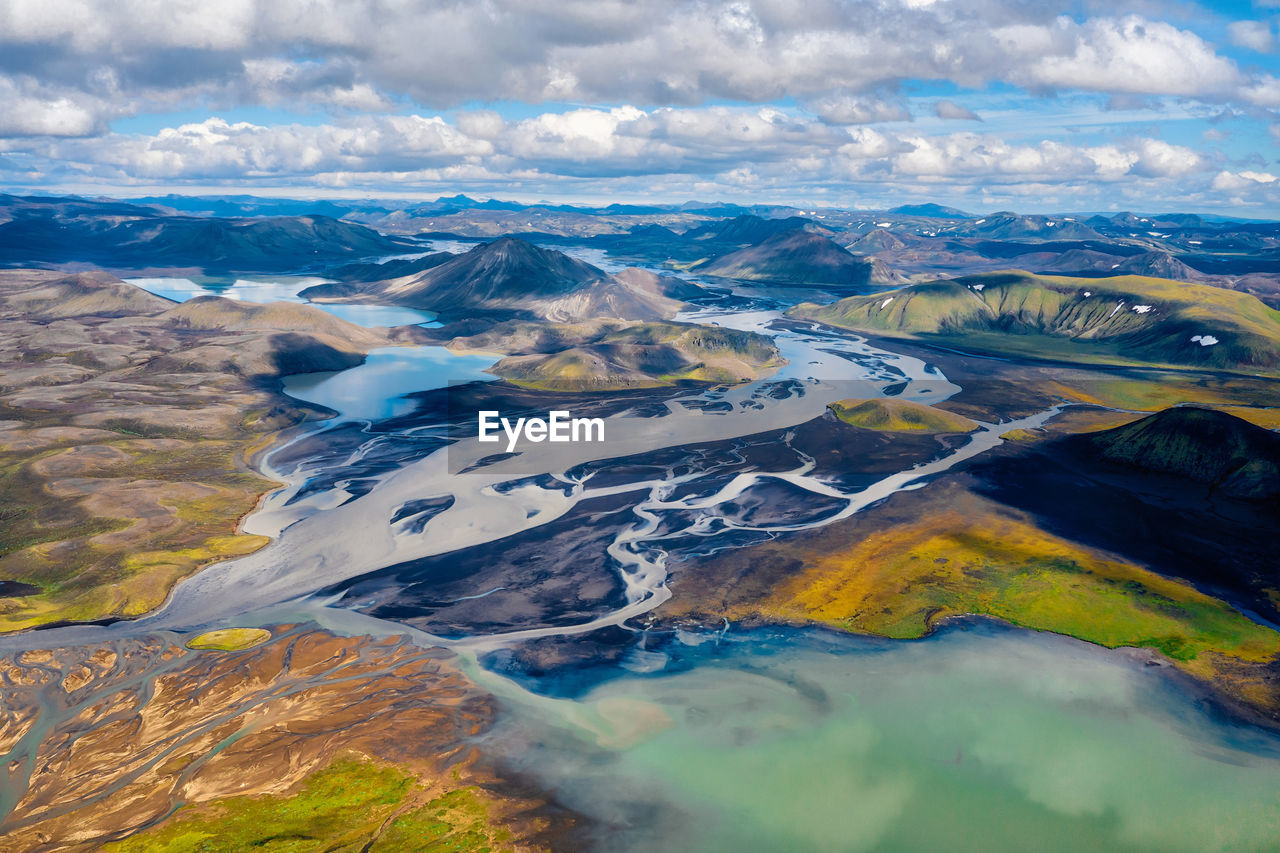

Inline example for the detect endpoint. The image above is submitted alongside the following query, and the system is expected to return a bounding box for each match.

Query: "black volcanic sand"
[325,407,960,640]
[328,489,638,637]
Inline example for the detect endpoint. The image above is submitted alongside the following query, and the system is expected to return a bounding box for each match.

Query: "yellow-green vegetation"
[186,627,272,651]
[0,437,273,632]
[789,270,1280,374]
[103,756,513,853]
[491,320,784,390]
[766,505,1280,678]
[1042,373,1280,425]
[828,398,979,432]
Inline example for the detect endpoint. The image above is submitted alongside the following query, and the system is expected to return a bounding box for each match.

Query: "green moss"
[103,758,510,853]
[186,627,272,651]
[789,269,1280,375]
[371,788,511,853]
[779,512,1280,671]
[828,398,979,433]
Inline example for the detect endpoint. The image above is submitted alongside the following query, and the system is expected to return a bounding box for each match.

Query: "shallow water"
[125,274,439,328]
[281,345,497,421]
[478,622,1280,853]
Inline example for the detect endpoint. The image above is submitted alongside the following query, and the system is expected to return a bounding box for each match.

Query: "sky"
[0,0,1278,215]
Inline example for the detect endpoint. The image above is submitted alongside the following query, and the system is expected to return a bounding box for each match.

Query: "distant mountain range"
[0,194,413,272]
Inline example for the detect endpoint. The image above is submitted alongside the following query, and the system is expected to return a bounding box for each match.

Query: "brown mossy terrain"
[0,270,391,632]
[0,627,550,851]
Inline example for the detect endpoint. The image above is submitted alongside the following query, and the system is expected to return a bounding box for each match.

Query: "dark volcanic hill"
[0,194,412,272]
[1081,407,1280,500]
[392,236,603,306]
[888,203,971,219]
[695,229,873,288]
[684,214,820,244]
[304,236,697,322]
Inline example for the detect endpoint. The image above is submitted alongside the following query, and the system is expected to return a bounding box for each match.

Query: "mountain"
[304,236,698,322]
[0,195,412,272]
[790,270,1280,372]
[130,194,368,219]
[163,296,386,343]
[0,270,175,318]
[485,321,784,390]
[683,214,819,244]
[1080,407,1280,500]
[843,228,907,253]
[1112,251,1207,280]
[695,229,873,288]
[323,252,457,285]
[866,257,909,285]
[828,398,978,432]
[946,212,1105,240]
[888,203,971,219]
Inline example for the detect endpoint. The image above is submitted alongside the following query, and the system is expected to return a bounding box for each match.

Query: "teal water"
[281,345,496,420]
[125,275,439,328]
[479,624,1280,852]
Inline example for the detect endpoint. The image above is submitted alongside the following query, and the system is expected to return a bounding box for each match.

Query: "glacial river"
[13,247,1280,850]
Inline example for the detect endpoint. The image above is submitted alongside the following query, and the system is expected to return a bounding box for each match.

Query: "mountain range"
[790,270,1280,372]
[0,194,412,272]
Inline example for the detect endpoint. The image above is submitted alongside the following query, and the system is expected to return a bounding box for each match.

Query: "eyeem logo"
[478,410,605,453]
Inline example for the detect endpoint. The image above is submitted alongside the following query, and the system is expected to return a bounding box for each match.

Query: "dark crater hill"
[1082,407,1280,500]
[968,406,1280,622]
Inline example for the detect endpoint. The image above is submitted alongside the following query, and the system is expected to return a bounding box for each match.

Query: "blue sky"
[0,0,1277,215]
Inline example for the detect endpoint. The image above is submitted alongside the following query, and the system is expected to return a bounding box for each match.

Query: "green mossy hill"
[186,627,272,651]
[490,321,784,390]
[828,398,979,433]
[1081,406,1280,500]
[696,228,872,287]
[789,270,1280,372]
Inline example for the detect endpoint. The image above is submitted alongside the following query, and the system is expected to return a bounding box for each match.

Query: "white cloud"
[1228,20,1274,53]
[0,77,106,137]
[1022,16,1241,97]
[23,105,1219,206]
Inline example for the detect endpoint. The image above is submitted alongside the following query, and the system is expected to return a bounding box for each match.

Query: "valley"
[0,196,1279,851]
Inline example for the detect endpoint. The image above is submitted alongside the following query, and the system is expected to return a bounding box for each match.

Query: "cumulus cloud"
[1020,16,1241,97]
[24,105,1216,203]
[0,77,108,137]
